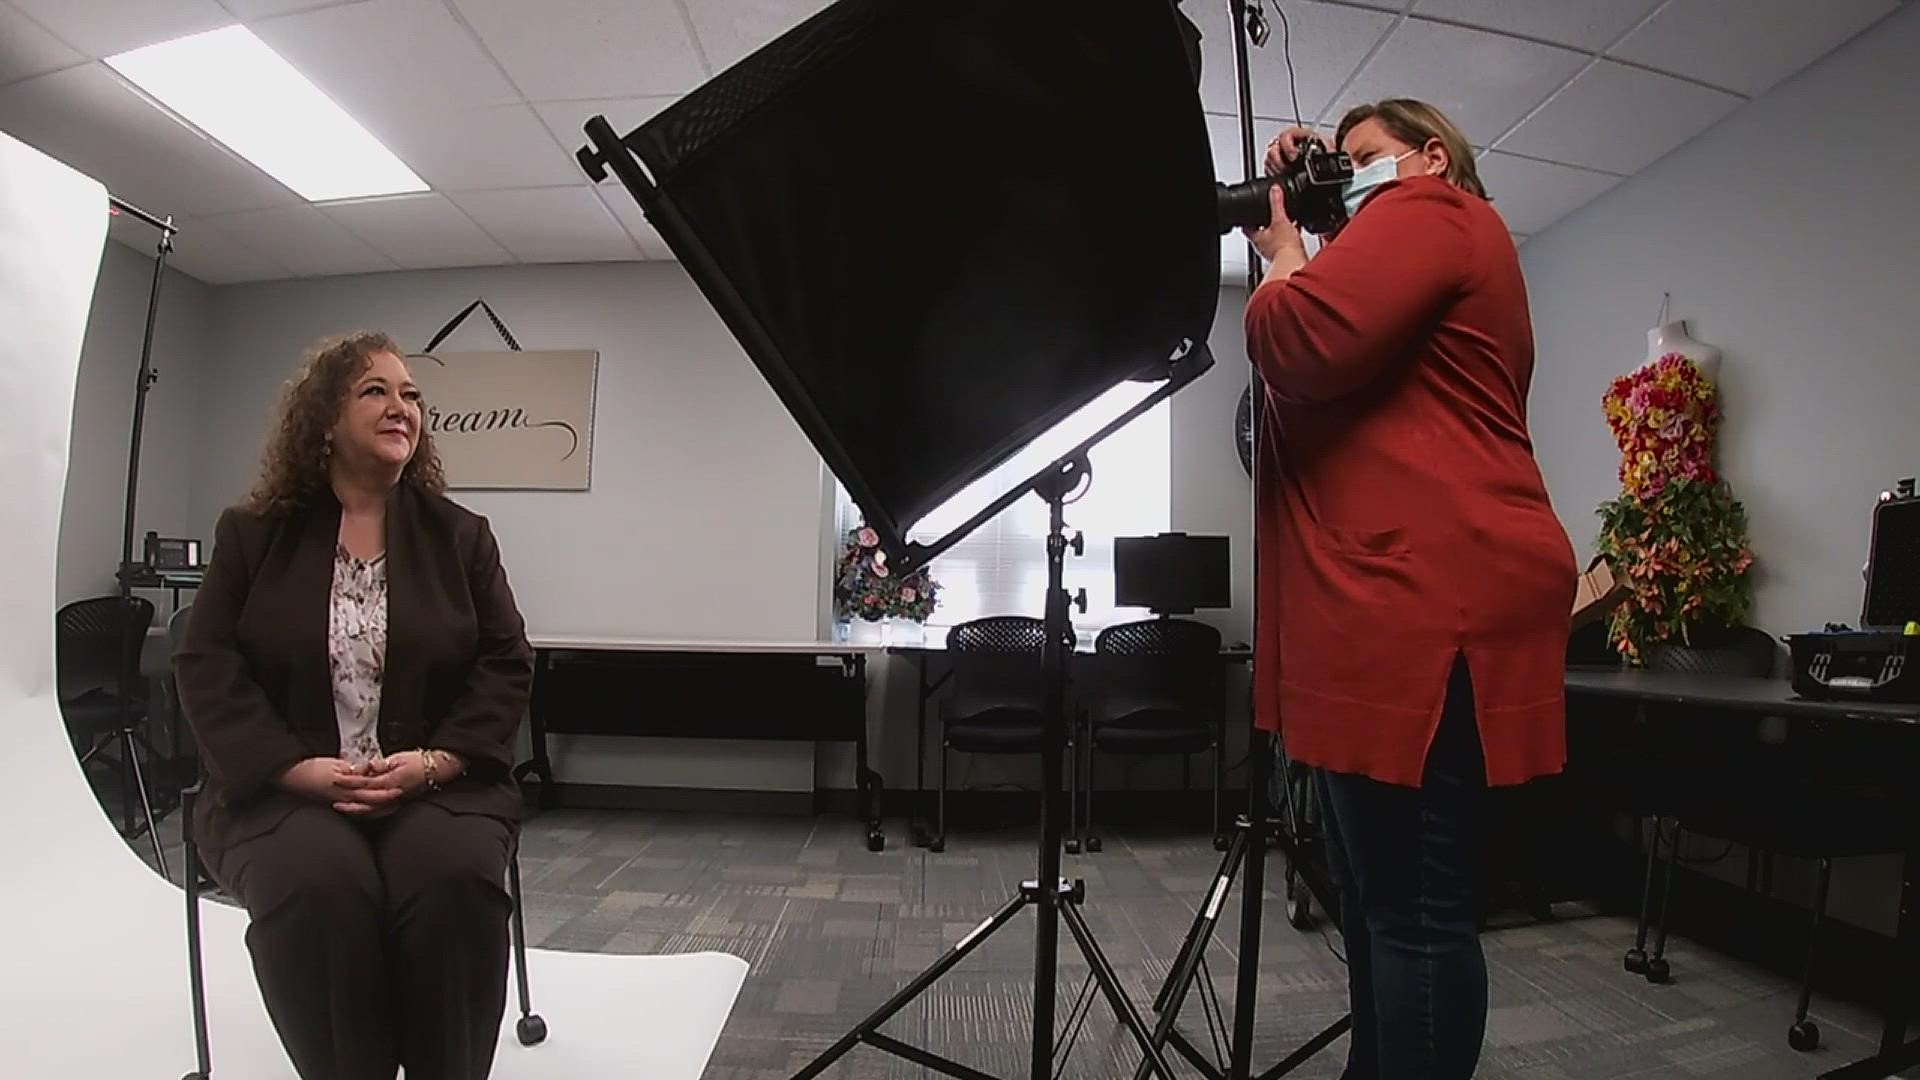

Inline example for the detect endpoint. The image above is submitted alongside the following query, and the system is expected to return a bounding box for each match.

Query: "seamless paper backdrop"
[0,132,744,1078]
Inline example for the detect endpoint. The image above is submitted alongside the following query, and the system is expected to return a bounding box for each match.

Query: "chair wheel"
[518,1014,548,1046]
[1645,958,1671,984]
[1624,947,1648,974]
[1086,836,1103,853]
[929,837,946,853]
[1065,839,1081,854]
[1213,834,1229,852]
[866,830,885,852]
[1289,893,1313,930]
[1789,1020,1820,1052]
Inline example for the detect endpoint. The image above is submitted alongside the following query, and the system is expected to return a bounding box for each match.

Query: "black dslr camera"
[1215,137,1354,237]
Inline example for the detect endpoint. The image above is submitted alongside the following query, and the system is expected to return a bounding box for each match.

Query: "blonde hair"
[1336,99,1488,200]
[244,331,445,516]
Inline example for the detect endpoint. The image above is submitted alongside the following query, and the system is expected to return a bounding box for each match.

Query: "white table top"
[528,635,886,656]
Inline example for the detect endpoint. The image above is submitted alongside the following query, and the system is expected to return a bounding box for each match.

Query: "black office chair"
[932,615,1049,854]
[57,594,166,872]
[1073,617,1225,855]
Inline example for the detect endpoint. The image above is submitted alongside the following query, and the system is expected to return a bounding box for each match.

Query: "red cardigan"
[1244,176,1577,788]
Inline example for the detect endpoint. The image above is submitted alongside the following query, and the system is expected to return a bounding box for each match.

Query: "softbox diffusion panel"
[590,0,1218,561]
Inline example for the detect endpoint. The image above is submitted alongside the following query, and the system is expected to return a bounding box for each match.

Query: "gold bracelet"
[421,748,441,792]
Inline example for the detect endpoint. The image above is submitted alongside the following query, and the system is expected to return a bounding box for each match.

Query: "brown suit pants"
[204,800,514,1080]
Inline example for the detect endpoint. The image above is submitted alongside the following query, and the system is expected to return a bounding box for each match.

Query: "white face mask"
[1341,148,1419,218]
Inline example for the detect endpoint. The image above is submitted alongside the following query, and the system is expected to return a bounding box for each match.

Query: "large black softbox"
[581,0,1218,567]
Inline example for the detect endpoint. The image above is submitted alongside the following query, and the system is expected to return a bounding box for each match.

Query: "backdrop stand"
[107,194,177,877]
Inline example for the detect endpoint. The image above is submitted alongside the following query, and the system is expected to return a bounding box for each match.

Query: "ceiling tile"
[1498,60,1740,174]
[1332,20,1589,144]
[203,204,399,276]
[449,0,708,99]
[448,186,640,263]
[1611,0,1901,96]
[684,0,833,73]
[218,0,360,16]
[0,63,298,215]
[532,95,679,151]
[9,0,231,59]
[1207,112,1281,187]
[1473,150,1620,234]
[1411,0,1662,51]
[366,103,583,191]
[592,184,673,258]
[251,0,521,116]
[162,215,294,283]
[0,4,85,86]
[320,193,512,269]
[1185,0,1397,123]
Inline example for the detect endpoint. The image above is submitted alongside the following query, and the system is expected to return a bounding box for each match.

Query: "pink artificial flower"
[857,527,879,548]
[900,587,917,603]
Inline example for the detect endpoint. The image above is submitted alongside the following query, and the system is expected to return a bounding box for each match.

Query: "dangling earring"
[321,437,333,465]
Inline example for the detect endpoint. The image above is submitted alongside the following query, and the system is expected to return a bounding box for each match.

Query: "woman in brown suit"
[175,331,533,1080]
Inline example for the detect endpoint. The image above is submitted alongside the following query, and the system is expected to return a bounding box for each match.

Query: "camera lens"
[1215,177,1277,233]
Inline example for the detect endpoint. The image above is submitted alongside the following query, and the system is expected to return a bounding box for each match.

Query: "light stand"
[572,5,1224,1074]
[786,455,1184,1080]
[107,194,176,877]
[1138,4,1352,1078]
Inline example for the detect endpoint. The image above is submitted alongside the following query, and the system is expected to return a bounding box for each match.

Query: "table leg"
[912,653,931,848]
[853,654,885,852]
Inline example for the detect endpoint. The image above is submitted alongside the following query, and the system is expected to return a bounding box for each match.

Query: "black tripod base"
[789,878,1175,1080]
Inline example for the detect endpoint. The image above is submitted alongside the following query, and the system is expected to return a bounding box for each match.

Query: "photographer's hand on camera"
[1242,186,1306,278]
[1263,126,1318,177]
[1242,126,1318,281]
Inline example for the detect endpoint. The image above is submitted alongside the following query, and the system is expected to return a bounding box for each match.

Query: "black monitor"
[1114,532,1231,615]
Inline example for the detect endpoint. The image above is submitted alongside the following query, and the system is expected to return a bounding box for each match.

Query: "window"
[833,383,1171,639]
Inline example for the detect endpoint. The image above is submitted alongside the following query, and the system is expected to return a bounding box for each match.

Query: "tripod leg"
[1060,899,1178,1080]
[1139,826,1246,1080]
[790,890,1030,1079]
[125,728,169,878]
[1229,738,1271,1080]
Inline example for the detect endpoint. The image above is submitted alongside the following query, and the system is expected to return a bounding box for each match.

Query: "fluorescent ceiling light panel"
[106,26,426,202]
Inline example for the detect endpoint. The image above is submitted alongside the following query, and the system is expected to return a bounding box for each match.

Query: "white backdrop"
[0,130,745,1078]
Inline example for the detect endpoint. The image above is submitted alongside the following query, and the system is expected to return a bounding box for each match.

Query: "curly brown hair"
[244,331,446,516]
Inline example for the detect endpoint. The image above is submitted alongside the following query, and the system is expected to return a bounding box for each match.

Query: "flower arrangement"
[1594,353,1755,664]
[833,523,940,624]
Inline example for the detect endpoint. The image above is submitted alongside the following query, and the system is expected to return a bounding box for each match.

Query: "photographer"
[1241,99,1577,1080]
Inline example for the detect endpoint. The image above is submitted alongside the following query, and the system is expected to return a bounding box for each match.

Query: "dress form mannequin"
[1644,318,1721,383]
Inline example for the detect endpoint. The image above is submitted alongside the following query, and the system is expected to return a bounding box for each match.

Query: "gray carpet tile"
[119,798,1917,1079]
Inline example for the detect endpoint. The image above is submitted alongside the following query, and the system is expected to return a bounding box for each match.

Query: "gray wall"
[1518,4,1920,935]
[58,240,212,610]
[195,261,829,791]
[1521,3,1920,634]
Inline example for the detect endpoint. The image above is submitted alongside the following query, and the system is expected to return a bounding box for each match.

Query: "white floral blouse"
[329,544,389,768]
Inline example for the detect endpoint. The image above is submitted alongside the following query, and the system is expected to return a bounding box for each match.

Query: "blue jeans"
[1318,657,1488,1080]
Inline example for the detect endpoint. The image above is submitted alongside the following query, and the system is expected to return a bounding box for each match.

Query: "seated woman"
[175,330,533,1080]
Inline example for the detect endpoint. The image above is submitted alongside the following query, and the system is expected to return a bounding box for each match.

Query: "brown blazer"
[175,483,533,854]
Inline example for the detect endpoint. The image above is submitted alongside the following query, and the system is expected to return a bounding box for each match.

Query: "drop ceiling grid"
[0,0,1905,283]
